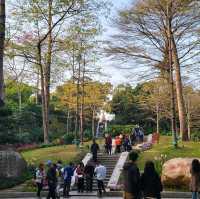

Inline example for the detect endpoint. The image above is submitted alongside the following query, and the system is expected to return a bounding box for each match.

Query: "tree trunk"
[0,0,5,106]
[18,87,22,112]
[187,96,191,140]
[38,0,53,144]
[80,52,86,145]
[167,3,178,147]
[66,109,70,134]
[171,36,188,141]
[36,67,40,104]
[156,104,159,134]
[92,108,95,138]
[37,44,49,144]
[80,103,83,144]
[75,55,81,140]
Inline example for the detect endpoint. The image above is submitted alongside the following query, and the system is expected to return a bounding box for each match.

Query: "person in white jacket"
[95,162,107,197]
[35,163,45,199]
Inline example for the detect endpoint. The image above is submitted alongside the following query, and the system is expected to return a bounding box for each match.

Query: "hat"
[46,160,52,166]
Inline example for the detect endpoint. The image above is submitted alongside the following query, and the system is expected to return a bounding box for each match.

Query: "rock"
[0,150,27,179]
[162,158,199,187]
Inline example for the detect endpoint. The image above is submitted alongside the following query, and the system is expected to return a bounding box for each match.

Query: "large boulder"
[162,158,198,187]
[0,149,27,179]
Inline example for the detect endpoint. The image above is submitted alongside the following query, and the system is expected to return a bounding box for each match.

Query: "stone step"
[0,191,193,198]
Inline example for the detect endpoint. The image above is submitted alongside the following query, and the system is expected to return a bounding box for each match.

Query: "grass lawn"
[138,136,200,170]
[21,144,86,166]
[21,139,104,166]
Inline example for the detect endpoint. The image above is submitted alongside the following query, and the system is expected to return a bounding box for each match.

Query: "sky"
[96,0,134,86]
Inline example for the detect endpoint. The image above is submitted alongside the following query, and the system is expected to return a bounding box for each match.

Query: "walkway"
[4,197,190,199]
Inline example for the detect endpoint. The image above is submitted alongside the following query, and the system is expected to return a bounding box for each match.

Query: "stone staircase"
[92,153,120,190]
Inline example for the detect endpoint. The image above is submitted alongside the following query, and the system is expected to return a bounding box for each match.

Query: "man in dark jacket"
[90,139,99,162]
[105,134,112,155]
[46,161,57,199]
[123,151,140,199]
[84,161,95,192]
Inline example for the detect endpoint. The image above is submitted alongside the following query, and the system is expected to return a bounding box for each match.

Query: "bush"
[84,129,93,141]
[191,132,200,142]
[105,124,135,137]
[63,133,75,144]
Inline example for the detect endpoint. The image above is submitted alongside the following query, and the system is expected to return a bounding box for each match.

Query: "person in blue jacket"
[63,162,74,198]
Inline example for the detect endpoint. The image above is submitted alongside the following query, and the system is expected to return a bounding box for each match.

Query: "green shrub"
[84,129,93,141]
[105,124,135,137]
[63,133,75,144]
[191,132,200,142]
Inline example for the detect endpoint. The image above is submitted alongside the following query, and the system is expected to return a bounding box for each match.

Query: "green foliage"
[0,105,17,144]
[105,124,135,137]
[109,83,172,133]
[153,154,168,175]
[191,132,200,142]
[5,80,33,109]
[83,129,93,141]
[63,133,75,144]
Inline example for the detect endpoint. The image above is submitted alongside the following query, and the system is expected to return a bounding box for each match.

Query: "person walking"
[139,128,144,143]
[115,136,122,153]
[46,161,57,199]
[140,161,163,199]
[95,162,107,197]
[56,160,63,198]
[76,162,85,192]
[84,161,95,192]
[190,159,200,199]
[105,134,112,155]
[123,151,140,199]
[35,163,45,199]
[134,125,140,143]
[123,136,131,152]
[63,162,74,198]
[91,138,100,162]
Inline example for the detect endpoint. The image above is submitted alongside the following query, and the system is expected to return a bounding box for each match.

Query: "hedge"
[105,124,136,137]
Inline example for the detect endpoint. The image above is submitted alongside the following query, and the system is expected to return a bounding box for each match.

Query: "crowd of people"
[34,127,200,199]
[104,125,144,155]
[34,139,106,199]
[123,151,200,199]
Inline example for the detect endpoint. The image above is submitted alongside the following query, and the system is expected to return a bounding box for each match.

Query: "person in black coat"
[84,161,95,192]
[123,151,141,199]
[46,161,57,199]
[140,161,163,199]
[90,139,99,162]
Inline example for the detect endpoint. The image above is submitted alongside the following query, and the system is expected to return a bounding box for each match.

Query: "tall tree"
[107,0,200,141]
[0,0,5,106]
[8,0,83,143]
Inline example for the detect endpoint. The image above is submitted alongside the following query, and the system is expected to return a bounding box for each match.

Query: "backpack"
[33,168,38,179]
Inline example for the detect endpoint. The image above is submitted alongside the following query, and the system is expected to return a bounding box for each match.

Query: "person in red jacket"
[115,136,122,153]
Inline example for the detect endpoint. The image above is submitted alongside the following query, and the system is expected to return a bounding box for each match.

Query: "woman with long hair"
[140,161,163,199]
[190,159,200,199]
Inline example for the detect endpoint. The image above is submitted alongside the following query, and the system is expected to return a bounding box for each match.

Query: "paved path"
[6,196,188,199]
